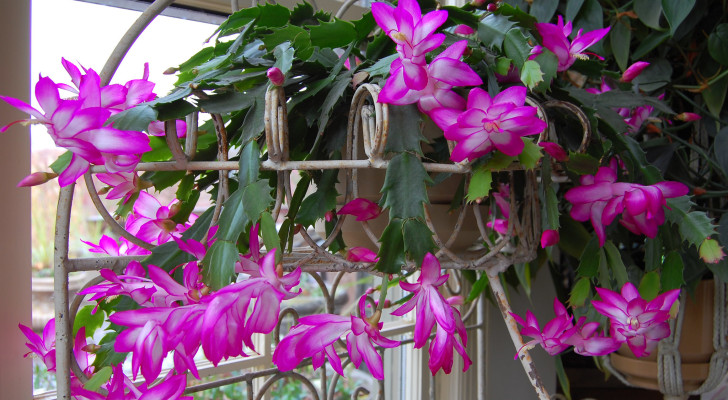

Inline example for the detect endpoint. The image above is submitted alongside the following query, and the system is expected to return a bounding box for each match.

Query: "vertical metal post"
[487,271,551,400]
[477,290,486,400]
[54,184,75,399]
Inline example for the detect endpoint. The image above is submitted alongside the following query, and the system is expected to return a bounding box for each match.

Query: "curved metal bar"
[185,112,199,159]
[68,275,108,385]
[255,371,321,400]
[542,100,592,154]
[335,0,359,19]
[99,0,177,85]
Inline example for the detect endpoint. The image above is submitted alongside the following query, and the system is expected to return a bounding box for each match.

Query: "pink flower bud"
[17,172,58,187]
[486,3,498,11]
[325,210,335,222]
[347,247,379,263]
[538,141,568,162]
[620,61,650,83]
[699,238,725,264]
[675,112,701,122]
[540,229,560,248]
[454,25,475,36]
[267,67,284,86]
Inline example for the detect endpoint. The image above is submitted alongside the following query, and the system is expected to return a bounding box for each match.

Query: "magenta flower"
[675,112,702,122]
[273,295,400,380]
[453,24,475,36]
[16,171,58,187]
[235,224,262,276]
[391,253,455,348]
[438,86,547,162]
[266,67,285,86]
[566,317,621,356]
[540,229,560,248]
[372,0,448,90]
[592,282,680,357]
[338,198,382,221]
[97,172,148,203]
[347,247,379,263]
[538,141,568,162]
[379,40,482,114]
[564,161,688,245]
[102,363,192,400]
[19,319,57,372]
[126,191,187,244]
[79,261,157,306]
[535,16,610,71]
[82,235,152,257]
[428,296,471,375]
[486,183,510,234]
[621,61,650,83]
[511,298,576,357]
[148,120,187,138]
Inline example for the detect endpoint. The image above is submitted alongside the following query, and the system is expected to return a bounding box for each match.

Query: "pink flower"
[428,296,471,375]
[566,317,621,356]
[372,0,448,90]
[621,61,650,82]
[16,171,58,187]
[592,282,680,357]
[126,192,187,244]
[486,183,510,234]
[675,112,702,122]
[379,40,482,114]
[338,198,382,221]
[147,120,187,138]
[391,253,455,348]
[273,295,400,380]
[103,364,192,400]
[266,67,285,86]
[79,261,157,306]
[235,223,262,276]
[535,16,610,71]
[511,298,576,357]
[438,86,546,162]
[96,172,148,203]
[540,229,560,248]
[19,319,57,372]
[538,141,568,162]
[82,235,152,257]
[453,24,475,36]
[564,161,688,245]
[347,247,379,263]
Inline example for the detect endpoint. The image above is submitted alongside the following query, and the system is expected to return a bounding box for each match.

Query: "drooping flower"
[16,171,58,187]
[82,235,152,257]
[540,229,560,248]
[486,183,510,234]
[347,247,379,263]
[538,141,568,162]
[379,40,482,114]
[427,296,471,375]
[564,161,688,246]
[675,112,701,122]
[338,198,382,221]
[273,294,400,380]
[535,16,610,71]
[439,86,547,162]
[511,298,577,357]
[96,172,149,203]
[592,282,680,357]
[621,61,650,83]
[566,317,621,356]
[147,120,188,138]
[126,191,187,245]
[391,253,455,348]
[19,319,57,372]
[372,0,448,90]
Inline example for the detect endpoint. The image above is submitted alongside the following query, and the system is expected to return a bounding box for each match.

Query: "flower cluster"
[391,253,470,375]
[79,229,301,383]
[512,282,680,358]
[564,160,689,246]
